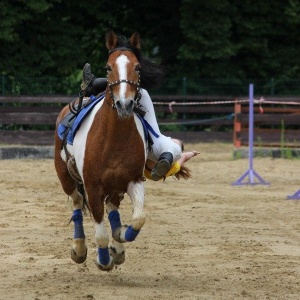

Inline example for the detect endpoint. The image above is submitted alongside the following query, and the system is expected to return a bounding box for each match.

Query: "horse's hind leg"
[69,188,88,264]
[54,150,87,264]
[106,192,126,265]
[113,181,146,243]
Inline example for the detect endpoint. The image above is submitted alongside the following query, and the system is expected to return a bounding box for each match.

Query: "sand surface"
[1,142,300,300]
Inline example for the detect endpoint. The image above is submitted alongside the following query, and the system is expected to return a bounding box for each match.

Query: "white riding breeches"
[139,89,182,163]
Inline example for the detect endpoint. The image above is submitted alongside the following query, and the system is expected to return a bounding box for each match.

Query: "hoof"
[71,246,87,264]
[109,245,125,265]
[95,257,114,272]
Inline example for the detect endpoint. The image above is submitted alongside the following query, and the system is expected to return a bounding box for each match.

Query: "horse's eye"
[135,65,141,72]
[105,65,112,72]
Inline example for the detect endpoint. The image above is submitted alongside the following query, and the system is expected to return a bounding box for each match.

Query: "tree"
[1,0,300,95]
[179,0,237,78]
[178,0,300,83]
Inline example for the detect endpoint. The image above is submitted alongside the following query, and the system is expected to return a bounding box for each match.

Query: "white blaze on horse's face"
[116,54,129,101]
[107,51,140,118]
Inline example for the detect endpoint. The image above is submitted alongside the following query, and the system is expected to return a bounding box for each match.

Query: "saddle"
[58,93,105,145]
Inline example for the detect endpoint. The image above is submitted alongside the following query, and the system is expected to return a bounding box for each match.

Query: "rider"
[81,63,183,181]
[144,138,200,181]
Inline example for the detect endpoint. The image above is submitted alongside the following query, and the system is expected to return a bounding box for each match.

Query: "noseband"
[106,48,142,109]
[108,77,141,109]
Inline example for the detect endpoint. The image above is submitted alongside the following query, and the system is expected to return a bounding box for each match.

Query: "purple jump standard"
[232,84,270,186]
[287,190,300,200]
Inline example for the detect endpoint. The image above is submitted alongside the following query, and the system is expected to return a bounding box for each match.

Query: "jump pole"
[232,84,270,186]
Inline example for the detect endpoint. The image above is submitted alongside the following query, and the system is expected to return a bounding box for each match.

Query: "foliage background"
[1,0,300,95]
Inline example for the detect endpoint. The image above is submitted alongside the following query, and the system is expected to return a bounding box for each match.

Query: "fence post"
[233,101,241,148]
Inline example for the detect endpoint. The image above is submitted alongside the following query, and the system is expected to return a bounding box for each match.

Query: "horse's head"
[105,31,142,118]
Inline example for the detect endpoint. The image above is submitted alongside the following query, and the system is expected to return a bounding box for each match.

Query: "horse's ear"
[129,32,141,49]
[106,31,118,50]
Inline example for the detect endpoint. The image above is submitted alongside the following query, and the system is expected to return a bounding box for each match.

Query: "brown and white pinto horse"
[54,31,148,271]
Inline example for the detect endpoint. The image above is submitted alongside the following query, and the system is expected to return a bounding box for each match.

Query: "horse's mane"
[112,35,165,89]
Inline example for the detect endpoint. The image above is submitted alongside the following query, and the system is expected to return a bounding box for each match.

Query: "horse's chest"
[83,143,144,190]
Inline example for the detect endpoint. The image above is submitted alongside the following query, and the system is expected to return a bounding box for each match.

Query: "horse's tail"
[173,165,192,180]
[77,183,90,214]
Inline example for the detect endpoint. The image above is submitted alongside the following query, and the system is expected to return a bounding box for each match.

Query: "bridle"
[107,77,141,109]
[106,48,142,109]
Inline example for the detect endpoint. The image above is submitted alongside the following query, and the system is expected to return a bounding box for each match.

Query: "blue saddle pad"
[57,94,159,147]
[57,94,105,145]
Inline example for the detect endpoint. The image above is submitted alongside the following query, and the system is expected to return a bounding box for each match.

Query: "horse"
[54,31,151,271]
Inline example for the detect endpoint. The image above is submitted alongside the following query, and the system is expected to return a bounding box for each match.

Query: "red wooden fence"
[233,100,300,148]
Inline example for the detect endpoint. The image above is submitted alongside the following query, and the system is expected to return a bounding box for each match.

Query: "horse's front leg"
[94,221,114,271]
[113,181,146,243]
[70,189,87,264]
[87,189,114,271]
[106,192,126,265]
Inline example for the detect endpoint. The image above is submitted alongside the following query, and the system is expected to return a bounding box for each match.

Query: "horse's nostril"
[115,100,122,110]
[126,100,134,111]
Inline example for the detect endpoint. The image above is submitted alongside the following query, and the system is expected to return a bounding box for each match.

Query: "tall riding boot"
[81,63,107,97]
[81,63,95,91]
[150,152,173,181]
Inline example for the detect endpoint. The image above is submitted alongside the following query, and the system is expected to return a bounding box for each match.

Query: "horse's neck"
[90,94,145,164]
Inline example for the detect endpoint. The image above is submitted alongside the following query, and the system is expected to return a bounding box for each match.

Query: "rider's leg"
[138,89,182,180]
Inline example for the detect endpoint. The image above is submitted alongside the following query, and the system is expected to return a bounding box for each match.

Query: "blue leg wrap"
[125,225,140,242]
[108,210,121,234]
[72,209,85,239]
[98,247,110,266]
